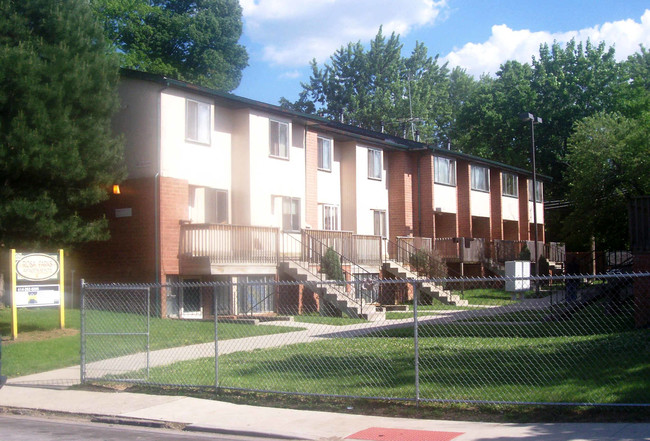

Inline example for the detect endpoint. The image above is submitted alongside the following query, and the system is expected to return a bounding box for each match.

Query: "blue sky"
[234,1,650,105]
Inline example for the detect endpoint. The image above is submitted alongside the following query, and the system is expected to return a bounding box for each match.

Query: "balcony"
[179,224,383,272]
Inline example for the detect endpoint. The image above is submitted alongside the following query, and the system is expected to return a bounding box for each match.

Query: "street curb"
[185,423,310,440]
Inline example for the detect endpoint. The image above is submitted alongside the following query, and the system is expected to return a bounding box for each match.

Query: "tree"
[92,0,248,91]
[0,0,125,249]
[564,112,650,250]
[283,28,452,145]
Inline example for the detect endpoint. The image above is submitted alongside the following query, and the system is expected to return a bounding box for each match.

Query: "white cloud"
[444,10,650,77]
[279,70,301,79]
[241,0,448,66]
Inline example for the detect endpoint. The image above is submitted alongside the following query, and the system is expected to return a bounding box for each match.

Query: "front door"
[181,278,202,319]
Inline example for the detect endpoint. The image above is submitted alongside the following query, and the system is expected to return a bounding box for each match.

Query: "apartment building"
[74,69,551,319]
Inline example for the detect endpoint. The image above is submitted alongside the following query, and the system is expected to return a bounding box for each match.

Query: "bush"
[408,249,447,278]
[538,255,549,277]
[321,247,344,281]
[518,244,531,261]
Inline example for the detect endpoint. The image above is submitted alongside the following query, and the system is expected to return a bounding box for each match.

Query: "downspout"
[417,152,422,237]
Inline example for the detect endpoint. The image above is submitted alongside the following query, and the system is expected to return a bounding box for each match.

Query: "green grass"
[455,288,521,306]
[292,313,367,326]
[129,301,650,404]
[0,307,302,377]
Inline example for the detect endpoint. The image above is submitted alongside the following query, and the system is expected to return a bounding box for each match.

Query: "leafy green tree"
[92,0,248,91]
[0,0,125,248]
[283,28,453,145]
[564,112,650,250]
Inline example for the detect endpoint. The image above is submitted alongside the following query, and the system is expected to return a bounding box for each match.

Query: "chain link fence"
[81,272,650,406]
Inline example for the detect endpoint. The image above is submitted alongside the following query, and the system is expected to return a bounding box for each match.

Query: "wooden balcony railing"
[434,237,485,262]
[180,223,279,264]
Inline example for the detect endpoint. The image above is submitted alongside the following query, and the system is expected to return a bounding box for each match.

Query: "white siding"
[470,189,491,217]
[502,196,519,221]
[356,145,388,235]
[434,184,457,214]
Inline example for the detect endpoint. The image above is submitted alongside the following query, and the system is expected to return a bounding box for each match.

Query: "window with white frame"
[186,99,211,144]
[373,210,387,238]
[502,173,518,197]
[322,204,339,230]
[189,187,228,224]
[434,157,456,186]
[528,180,543,202]
[368,148,382,180]
[318,137,332,171]
[270,120,289,158]
[282,197,300,232]
[471,165,490,192]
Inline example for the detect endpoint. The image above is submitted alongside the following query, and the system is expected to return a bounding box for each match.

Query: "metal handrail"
[280,232,366,313]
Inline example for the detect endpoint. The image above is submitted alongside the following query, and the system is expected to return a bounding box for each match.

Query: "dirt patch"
[3,328,79,343]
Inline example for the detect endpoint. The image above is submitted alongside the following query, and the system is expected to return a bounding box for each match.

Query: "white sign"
[15,253,60,281]
[15,285,60,307]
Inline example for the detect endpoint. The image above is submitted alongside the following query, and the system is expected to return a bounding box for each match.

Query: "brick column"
[387,151,415,241]
[418,155,435,238]
[159,176,189,282]
[457,160,471,237]
[490,169,502,241]
[518,177,529,240]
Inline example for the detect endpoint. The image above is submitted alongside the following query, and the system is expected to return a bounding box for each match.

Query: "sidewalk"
[1,381,649,440]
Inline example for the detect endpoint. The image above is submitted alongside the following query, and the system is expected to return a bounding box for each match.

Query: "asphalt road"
[0,414,297,441]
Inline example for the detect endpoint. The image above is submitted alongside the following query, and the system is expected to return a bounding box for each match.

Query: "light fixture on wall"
[112,184,121,195]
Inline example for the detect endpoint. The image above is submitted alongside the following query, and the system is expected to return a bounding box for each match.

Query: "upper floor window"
[434,157,456,186]
[270,120,289,158]
[471,165,489,192]
[368,148,382,180]
[502,173,518,197]
[282,197,300,232]
[322,204,339,230]
[318,137,332,171]
[186,99,211,144]
[528,180,543,203]
[189,187,228,224]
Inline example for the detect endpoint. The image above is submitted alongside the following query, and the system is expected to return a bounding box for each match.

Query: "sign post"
[10,250,65,340]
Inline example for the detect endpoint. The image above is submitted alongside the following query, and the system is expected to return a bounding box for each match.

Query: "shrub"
[518,244,531,261]
[321,247,344,281]
[408,249,447,278]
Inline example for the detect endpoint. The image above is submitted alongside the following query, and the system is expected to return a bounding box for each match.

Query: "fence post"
[146,287,151,380]
[80,279,86,385]
[412,281,420,407]
[214,283,219,391]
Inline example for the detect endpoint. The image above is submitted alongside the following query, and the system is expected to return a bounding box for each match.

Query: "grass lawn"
[292,313,367,326]
[455,288,521,306]
[129,300,650,405]
[0,307,302,378]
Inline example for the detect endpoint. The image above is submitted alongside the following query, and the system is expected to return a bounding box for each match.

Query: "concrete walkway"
[4,295,648,440]
[6,294,580,386]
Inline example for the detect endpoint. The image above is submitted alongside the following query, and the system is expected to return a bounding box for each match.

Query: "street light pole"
[519,112,542,286]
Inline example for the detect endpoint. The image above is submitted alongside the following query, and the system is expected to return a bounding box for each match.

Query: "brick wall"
[159,176,189,284]
[490,169,502,240]
[435,212,457,237]
[386,151,415,240]
[73,177,156,284]
[456,160,471,237]
[305,130,319,229]
[518,176,529,240]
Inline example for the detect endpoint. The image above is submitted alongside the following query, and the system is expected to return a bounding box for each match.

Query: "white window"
[434,157,456,186]
[368,148,382,180]
[502,173,518,197]
[373,210,387,238]
[528,180,543,202]
[318,137,332,171]
[322,204,339,230]
[189,187,228,223]
[186,99,211,144]
[282,197,300,232]
[471,165,490,192]
[270,120,289,158]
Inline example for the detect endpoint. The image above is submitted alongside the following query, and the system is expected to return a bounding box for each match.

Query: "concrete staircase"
[279,261,386,321]
[382,260,469,307]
